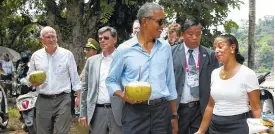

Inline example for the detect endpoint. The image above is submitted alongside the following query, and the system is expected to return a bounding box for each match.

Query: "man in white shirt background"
[27,26,81,134]
[0,53,14,96]
[80,26,122,134]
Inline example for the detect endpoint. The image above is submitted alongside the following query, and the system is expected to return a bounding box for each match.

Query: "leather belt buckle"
[147,97,166,105]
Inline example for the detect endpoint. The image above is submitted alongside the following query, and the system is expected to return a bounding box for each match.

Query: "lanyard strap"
[185,50,200,72]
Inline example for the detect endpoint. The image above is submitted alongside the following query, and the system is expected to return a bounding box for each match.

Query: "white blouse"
[211,65,259,116]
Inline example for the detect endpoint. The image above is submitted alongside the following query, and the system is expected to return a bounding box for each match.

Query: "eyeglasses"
[144,17,166,25]
[99,36,110,41]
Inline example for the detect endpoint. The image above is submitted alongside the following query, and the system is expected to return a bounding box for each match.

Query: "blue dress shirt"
[105,36,177,101]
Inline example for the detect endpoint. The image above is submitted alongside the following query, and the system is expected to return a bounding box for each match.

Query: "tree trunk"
[248,0,256,69]
[43,0,100,71]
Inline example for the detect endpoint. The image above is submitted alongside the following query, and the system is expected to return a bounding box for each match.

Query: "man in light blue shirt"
[106,3,178,134]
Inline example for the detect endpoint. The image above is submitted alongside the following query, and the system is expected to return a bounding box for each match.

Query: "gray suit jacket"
[172,44,219,114]
[80,54,123,126]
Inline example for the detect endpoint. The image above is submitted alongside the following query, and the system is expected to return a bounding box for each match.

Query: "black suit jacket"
[172,43,220,114]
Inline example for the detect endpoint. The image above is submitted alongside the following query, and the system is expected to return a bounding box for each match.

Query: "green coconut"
[29,71,46,85]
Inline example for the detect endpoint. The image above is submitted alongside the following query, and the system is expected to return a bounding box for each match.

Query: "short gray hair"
[40,26,56,38]
[98,26,117,37]
[137,3,163,22]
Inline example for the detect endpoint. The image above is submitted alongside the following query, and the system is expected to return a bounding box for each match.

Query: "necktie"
[188,49,199,98]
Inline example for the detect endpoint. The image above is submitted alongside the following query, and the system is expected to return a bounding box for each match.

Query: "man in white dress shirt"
[80,26,122,134]
[27,26,81,134]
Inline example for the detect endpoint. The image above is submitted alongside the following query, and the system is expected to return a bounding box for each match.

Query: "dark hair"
[181,19,201,33]
[216,34,245,64]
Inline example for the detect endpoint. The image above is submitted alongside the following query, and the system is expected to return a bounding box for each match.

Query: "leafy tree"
[232,16,274,73]
[159,0,243,47]
[1,0,243,67]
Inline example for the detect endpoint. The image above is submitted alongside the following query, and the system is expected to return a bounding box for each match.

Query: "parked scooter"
[16,87,37,134]
[258,72,274,116]
[0,80,9,131]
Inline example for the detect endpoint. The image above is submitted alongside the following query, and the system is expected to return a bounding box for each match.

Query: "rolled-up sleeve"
[68,52,81,91]
[166,47,177,101]
[106,50,124,96]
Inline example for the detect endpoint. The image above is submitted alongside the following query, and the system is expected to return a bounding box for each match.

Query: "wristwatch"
[172,114,179,119]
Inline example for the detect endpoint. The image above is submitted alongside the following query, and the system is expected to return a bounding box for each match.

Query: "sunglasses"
[99,36,110,41]
[145,17,166,25]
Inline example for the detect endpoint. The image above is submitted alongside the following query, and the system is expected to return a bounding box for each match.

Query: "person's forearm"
[170,100,177,114]
[198,106,213,133]
[251,108,262,118]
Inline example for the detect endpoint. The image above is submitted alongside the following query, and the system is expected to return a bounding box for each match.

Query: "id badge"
[187,73,199,87]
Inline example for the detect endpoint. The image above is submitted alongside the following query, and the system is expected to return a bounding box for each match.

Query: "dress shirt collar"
[183,42,199,55]
[43,46,59,56]
[101,49,116,58]
[128,35,162,48]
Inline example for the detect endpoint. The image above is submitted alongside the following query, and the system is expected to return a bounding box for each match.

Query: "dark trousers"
[36,93,72,134]
[122,101,172,134]
[209,113,250,134]
[178,103,202,134]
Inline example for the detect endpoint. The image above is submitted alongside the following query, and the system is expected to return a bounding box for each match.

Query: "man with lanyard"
[27,26,81,134]
[172,19,219,134]
[106,3,178,134]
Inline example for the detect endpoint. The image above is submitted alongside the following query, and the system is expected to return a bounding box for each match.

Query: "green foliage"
[159,0,243,47]
[232,16,274,73]
[8,107,20,118]
[100,0,116,24]
[0,0,243,65]
[224,20,239,33]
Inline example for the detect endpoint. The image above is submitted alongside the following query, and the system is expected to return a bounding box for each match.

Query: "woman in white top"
[195,34,261,134]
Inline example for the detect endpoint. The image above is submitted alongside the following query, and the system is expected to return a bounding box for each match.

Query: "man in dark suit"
[172,19,219,134]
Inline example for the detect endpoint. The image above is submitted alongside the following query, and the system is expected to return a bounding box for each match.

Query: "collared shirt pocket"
[54,64,67,75]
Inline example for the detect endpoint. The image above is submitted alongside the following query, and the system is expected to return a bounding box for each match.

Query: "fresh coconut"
[29,71,46,85]
[125,81,152,101]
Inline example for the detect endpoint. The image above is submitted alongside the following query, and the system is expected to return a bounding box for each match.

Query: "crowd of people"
[0,2,273,134]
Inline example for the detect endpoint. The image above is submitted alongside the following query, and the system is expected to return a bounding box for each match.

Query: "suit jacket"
[80,54,123,126]
[172,43,219,114]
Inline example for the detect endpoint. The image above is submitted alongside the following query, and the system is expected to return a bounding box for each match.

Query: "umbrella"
[0,46,21,62]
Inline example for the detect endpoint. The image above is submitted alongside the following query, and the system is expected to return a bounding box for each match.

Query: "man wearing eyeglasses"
[80,26,122,134]
[106,3,178,134]
[171,20,219,134]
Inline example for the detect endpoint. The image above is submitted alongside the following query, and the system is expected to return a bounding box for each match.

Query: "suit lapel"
[199,46,207,74]
[177,44,186,73]
[94,55,103,87]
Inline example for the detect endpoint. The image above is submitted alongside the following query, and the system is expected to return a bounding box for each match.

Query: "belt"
[213,112,251,121]
[140,97,167,105]
[39,92,67,98]
[96,103,111,108]
[180,101,200,108]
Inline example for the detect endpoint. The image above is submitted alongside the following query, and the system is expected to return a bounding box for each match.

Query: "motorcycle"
[248,72,274,134]
[16,89,37,134]
[258,72,274,114]
[0,80,9,131]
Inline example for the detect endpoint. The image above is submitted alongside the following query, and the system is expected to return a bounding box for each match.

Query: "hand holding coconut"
[116,66,152,104]
[28,71,46,87]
